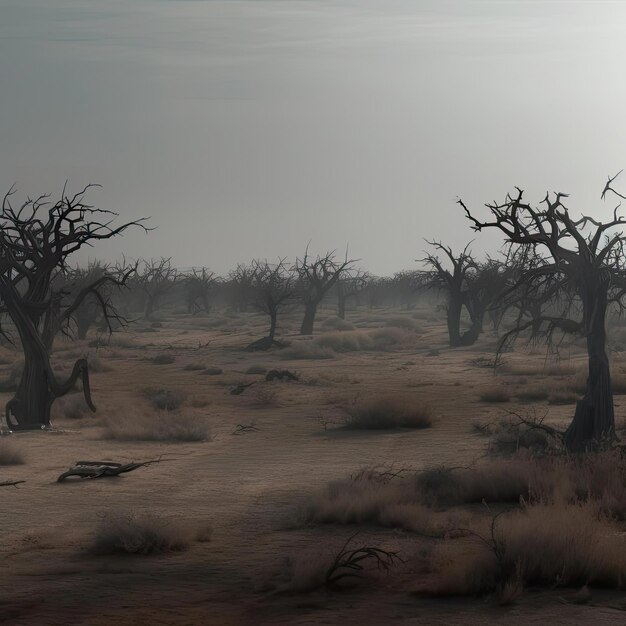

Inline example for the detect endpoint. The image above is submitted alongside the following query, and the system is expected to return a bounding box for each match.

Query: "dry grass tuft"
[142,387,186,411]
[103,410,211,442]
[426,503,626,595]
[91,510,192,555]
[342,395,433,430]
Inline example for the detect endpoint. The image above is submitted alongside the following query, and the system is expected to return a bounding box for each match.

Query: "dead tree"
[246,259,295,350]
[227,263,257,313]
[422,242,479,346]
[460,174,626,451]
[391,270,425,310]
[0,184,146,430]
[293,248,356,335]
[137,257,178,320]
[62,262,108,340]
[184,267,216,314]
[336,270,369,319]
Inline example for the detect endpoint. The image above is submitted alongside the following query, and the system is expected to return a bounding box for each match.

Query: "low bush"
[343,395,433,430]
[91,511,192,555]
[142,387,185,411]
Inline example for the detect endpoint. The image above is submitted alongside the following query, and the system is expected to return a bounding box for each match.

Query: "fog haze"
[2,0,626,273]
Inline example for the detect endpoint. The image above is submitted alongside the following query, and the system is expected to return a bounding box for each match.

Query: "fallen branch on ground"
[57,458,173,482]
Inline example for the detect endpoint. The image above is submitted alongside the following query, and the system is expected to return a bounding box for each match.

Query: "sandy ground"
[0,306,625,625]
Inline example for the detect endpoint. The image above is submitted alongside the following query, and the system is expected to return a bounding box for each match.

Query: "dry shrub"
[480,417,561,457]
[427,503,626,595]
[142,387,185,411]
[280,342,335,360]
[343,395,433,430]
[321,317,356,331]
[277,538,401,593]
[202,366,224,375]
[250,385,279,408]
[300,476,447,536]
[103,411,211,442]
[0,439,25,465]
[91,510,192,555]
[479,386,511,403]
[245,364,268,375]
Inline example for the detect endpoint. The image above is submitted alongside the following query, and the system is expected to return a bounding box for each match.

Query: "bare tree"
[227,263,257,313]
[137,257,178,320]
[422,242,479,346]
[246,258,295,351]
[336,270,369,319]
[184,267,216,314]
[0,184,146,430]
[460,174,626,451]
[62,261,108,340]
[293,248,357,335]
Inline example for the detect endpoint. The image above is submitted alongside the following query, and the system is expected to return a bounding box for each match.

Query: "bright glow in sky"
[2,0,626,274]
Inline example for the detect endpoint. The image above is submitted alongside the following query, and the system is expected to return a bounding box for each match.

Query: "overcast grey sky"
[2,0,626,274]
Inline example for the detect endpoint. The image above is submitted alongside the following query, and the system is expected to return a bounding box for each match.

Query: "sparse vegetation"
[142,387,186,411]
[103,411,211,442]
[91,511,192,555]
[342,395,433,430]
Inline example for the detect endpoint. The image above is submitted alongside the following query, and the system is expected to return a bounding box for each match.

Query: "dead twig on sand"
[0,480,25,488]
[232,423,258,435]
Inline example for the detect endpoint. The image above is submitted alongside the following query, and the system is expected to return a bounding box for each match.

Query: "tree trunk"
[446,295,463,347]
[565,288,615,451]
[337,284,346,320]
[144,297,155,320]
[269,309,277,340]
[300,302,318,335]
[6,342,53,430]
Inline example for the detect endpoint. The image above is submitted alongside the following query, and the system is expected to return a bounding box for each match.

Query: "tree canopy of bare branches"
[459,173,626,451]
[293,248,357,335]
[0,184,146,430]
[184,267,216,314]
[245,258,295,350]
[137,257,178,320]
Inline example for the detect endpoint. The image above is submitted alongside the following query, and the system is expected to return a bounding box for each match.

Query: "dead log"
[57,459,170,482]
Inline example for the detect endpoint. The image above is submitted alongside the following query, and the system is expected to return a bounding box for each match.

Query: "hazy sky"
[2,0,626,274]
